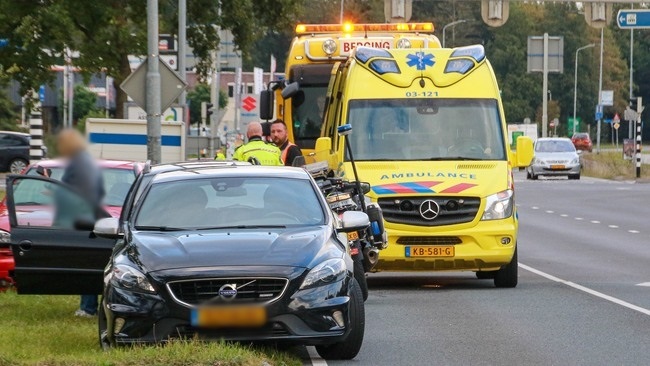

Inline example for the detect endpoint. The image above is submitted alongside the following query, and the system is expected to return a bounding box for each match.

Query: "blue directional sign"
[38,85,45,102]
[595,105,603,121]
[617,9,650,29]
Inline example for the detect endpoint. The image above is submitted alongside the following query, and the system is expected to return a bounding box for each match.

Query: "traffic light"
[629,97,643,113]
[200,102,214,120]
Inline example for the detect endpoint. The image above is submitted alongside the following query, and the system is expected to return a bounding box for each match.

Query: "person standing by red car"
[57,129,105,317]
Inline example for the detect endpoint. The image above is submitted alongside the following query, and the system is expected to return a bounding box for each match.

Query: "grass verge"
[0,291,300,366]
[581,151,650,180]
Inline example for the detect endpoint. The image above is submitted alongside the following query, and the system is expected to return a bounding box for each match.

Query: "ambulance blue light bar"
[450,45,486,63]
[444,59,474,74]
[355,47,392,63]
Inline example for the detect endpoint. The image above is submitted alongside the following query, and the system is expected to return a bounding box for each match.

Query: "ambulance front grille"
[378,196,480,226]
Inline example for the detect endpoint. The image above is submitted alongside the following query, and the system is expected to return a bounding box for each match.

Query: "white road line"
[545,210,554,214]
[575,217,583,221]
[636,282,650,287]
[307,346,328,366]
[629,230,640,234]
[591,220,600,224]
[520,263,650,317]
[532,206,539,210]
[608,225,619,229]
[560,214,568,217]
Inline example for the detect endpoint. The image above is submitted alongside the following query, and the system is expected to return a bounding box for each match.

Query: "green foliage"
[0,87,19,131]
[58,85,100,125]
[0,291,300,366]
[0,1,303,117]
[187,84,228,126]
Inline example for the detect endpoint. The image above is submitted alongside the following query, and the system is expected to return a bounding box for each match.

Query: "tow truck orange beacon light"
[294,22,435,35]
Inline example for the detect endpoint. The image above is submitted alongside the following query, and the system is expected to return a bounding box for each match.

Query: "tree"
[186,83,228,126]
[58,85,100,126]
[0,0,303,118]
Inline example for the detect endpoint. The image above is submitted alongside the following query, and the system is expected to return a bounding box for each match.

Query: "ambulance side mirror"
[514,136,534,167]
[281,82,300,99]
[259,90,274,121]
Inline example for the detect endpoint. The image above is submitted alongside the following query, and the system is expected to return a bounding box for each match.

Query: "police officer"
[214,148,226,160]
[270,119,303,166]
[233,122,283,165]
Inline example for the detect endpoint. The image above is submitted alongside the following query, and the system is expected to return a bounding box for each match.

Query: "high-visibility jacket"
[233,137,283,166]
[281,141,297,165]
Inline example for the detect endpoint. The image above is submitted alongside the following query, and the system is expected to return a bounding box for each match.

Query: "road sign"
[120,56,188,112]
[595,105,603,120]
[613,113,620,123]
[527,35,564,73]
[600,90,614,106]
[614,122,620,130]
[617,9,650,29]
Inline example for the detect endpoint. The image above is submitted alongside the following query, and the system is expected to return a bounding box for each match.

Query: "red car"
[571,132,593,152]
[0,159,140,289]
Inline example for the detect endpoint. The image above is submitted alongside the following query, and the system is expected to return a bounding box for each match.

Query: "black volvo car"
[7,162,368,360]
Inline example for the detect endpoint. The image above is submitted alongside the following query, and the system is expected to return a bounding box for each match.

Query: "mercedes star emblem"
[419,199,440,220]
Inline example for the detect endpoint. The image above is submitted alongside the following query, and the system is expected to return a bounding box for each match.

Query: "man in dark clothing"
[57,129,104,317]
[270,119,303,166]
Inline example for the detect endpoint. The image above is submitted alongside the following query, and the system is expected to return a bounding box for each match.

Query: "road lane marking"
[520,263,650,317]
[629,230,640,234]
[560,214,568,217]
[575,217,583,221]
[636,282,650,287]
[307,346,328,366]
[608,225,619,228]
[532,206,539,210]
[591,220,601,224]
[545,210,554,214]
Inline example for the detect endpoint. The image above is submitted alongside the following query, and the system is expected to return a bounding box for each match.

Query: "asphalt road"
[301,171,650,365]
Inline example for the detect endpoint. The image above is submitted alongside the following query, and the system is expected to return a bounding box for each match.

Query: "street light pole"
[573,43,595,136]
[597,27,604,154]
[442,20,468,48]
[146,0,162,164]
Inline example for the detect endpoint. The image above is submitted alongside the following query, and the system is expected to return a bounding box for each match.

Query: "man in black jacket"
[270,119,303,166]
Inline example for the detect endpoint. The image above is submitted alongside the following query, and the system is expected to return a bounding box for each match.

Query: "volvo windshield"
[346,98,506,161]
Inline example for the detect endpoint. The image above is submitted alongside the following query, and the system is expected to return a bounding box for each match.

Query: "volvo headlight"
[300,258,346,290]
[0,230,10,244]
[481,190,514,221]
[322,39,337,55]
[109,264,155,293]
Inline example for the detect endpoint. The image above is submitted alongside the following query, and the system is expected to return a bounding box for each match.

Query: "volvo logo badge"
[218,284,238,301]
[419,200,440,220]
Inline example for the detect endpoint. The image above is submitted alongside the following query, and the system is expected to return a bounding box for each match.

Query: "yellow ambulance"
[312,46,533,287]
[268,23,440,153]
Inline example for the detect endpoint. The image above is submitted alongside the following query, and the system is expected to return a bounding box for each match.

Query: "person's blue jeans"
[80,295,98,315]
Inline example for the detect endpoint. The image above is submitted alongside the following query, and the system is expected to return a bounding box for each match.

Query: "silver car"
[527,138,581,180]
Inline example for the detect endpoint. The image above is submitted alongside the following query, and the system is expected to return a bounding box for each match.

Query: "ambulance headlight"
[444,59,474,74]
[451,45,486,62]
[322,39,337,55]
[481,189,514,221]
[396,38,411,49]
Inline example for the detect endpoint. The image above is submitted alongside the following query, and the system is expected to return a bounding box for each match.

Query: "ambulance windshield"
[346,98,506,161]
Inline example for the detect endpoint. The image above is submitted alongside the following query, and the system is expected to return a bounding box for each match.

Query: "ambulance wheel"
[494,247,518,288]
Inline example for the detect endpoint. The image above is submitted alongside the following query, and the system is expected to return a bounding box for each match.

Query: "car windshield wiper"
[195,225,287,230]
[134,225,186,231]
[428,156,489,161]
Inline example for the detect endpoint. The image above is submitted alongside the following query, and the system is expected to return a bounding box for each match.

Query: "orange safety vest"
[281,141,297,164]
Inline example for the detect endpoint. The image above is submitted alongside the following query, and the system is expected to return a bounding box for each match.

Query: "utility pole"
[597,28,603,154]
[542,33,549,138]
[146,0,162,163]
[178,0,186,108]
